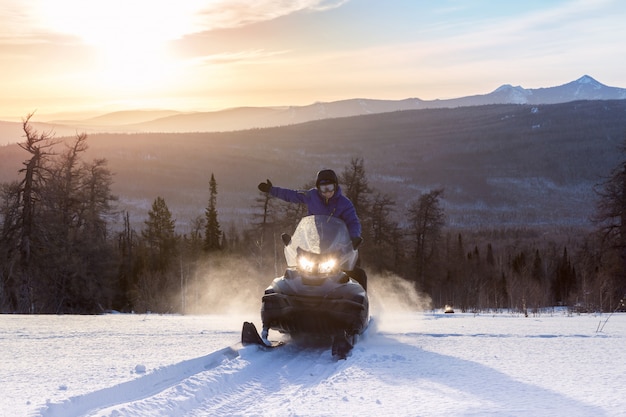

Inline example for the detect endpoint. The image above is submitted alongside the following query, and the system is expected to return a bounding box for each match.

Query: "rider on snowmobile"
[258,169,367,289]
[258,169,363,250]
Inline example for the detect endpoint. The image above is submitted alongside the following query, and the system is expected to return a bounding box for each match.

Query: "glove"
[351,236,363,250]
[258,179,272,193]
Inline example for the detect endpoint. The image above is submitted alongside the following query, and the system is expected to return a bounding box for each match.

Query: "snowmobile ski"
[331,331,354,360]
[241,321,283,348]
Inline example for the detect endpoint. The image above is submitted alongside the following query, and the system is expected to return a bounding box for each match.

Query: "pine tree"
[142,196,177,272]
[551,246,576,305]
[204,173,222,252]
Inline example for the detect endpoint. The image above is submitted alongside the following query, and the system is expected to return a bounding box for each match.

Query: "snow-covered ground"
[2,305,625,417]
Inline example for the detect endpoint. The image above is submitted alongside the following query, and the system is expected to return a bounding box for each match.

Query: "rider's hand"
[351,236,363,250]
[258,179,273,193]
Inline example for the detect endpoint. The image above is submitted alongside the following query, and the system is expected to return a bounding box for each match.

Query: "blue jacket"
[269,185,362,238]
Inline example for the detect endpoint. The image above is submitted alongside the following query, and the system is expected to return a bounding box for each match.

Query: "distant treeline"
[1,117,625,314]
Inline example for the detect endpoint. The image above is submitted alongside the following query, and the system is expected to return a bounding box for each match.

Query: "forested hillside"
[4,99,623,230]
[1,101,625,315]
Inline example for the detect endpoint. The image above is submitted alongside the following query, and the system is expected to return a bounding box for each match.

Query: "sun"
[39,1,206,91]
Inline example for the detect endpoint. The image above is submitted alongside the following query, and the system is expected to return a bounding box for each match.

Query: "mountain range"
[1,77,626,232]
[1,75,625,145]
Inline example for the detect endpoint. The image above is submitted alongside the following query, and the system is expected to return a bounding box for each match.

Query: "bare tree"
[407,188,445,291]
[592,140,626,306]
[79,158,116,239]
[8,114,59,311]
[115,211,137,312]
[339,157,371,217]
[366,192,398,271]
[0,181,21,311]
[17,114,58,268]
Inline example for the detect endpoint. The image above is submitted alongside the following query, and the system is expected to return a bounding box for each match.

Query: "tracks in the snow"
[38,341,344,417]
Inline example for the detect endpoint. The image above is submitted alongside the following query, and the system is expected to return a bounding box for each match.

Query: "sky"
[1,0,625,119]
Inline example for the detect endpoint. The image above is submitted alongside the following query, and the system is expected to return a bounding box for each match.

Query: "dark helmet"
[316,169,338,187]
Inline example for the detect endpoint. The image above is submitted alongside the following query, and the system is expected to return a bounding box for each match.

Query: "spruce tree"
[204,173,222,252]
[142,196,177,272]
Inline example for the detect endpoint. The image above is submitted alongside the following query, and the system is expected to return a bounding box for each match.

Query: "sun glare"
[38,0,209,90]
[40,0,208,45]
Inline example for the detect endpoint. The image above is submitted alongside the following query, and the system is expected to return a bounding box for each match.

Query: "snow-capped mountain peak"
[575,74,600,87]
[482,75,626,105]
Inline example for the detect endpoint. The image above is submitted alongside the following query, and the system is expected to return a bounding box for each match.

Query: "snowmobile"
[242,215,369,358]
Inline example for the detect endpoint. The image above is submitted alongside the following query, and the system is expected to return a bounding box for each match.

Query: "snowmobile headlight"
[318,258,337,274]
[298,256,316,273]
[296,248,340,275]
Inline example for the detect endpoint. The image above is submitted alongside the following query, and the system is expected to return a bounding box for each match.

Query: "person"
[258,169,363,249]
[258,169,367,290]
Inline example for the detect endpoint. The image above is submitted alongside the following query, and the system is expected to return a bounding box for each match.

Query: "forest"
[0,114,625,315]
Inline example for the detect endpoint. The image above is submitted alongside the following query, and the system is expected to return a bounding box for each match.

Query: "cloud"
[194,0,348,31]
[0,0,347,45]
[193,48,290,66]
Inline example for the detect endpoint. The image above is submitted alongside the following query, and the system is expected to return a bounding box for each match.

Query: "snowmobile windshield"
[284,215,357,272]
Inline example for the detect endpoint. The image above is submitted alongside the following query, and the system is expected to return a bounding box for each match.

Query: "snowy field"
[2,309,625,417]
